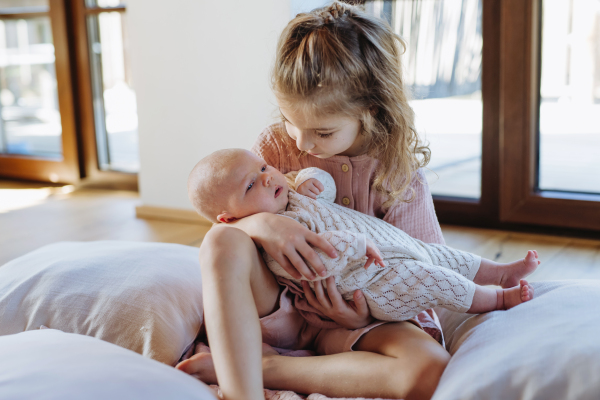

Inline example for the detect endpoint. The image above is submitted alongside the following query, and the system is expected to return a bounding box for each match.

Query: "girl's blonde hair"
[272,1,430,208]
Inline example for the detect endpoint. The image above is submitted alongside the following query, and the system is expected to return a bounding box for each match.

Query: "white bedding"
[433,280,600,400]
[0,329,216,400]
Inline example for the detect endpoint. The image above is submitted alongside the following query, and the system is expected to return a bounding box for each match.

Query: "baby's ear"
[217,212,238,224]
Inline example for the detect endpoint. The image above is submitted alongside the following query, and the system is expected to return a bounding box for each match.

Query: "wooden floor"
[1,180,599,281]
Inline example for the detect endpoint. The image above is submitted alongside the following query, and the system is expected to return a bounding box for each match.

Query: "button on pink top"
[251,122,445,246]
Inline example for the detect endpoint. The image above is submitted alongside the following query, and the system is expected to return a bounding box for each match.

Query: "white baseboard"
[135,205,212,225]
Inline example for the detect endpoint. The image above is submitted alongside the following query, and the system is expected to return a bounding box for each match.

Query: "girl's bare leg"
[180,322,449,400]
[474,250,540,288]
[199,225,281,400]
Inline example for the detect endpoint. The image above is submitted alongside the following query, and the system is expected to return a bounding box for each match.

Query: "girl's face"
[278,101,366,158]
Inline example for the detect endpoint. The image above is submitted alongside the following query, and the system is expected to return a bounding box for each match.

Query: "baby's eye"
[261,165,267,172]
[247,181,254,191]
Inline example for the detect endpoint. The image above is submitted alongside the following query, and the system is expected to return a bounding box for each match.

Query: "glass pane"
[87,11,138,172]
[85,0,126,8]
[0,0,48,10]
[366,0,483,199]
[539,0,600,195]
[0,17,62,158]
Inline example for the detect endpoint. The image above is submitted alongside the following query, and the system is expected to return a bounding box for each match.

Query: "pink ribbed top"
[250,122,445,245]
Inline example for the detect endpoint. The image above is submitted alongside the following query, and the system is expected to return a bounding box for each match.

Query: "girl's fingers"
[324,276,346,309]
[352,290,370,318]
[302,281,324,312]
[284,250,316,280]
[270,251,302,279]
[313,279,333,309]
[307,233,338,260]
[296,241,327,277]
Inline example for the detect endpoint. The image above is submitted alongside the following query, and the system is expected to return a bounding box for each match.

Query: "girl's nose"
[295,132,314,152]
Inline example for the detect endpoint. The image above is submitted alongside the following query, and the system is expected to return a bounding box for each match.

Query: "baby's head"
[188,149,289,223]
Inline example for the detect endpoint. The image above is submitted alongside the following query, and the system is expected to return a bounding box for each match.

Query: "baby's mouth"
[275,186,282,198]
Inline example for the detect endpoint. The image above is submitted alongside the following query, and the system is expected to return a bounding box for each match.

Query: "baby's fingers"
[313,180,324,192]
[364,257,374,270]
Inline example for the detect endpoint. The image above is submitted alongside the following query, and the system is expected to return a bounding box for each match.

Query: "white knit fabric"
[295,168,337,203]
[264,169,481,322]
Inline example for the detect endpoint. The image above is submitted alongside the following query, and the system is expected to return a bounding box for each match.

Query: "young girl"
[179,3,461,399]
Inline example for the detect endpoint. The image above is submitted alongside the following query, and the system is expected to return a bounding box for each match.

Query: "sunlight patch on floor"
[0,185,75,213]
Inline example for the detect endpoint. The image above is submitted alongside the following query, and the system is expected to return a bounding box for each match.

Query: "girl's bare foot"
[499,250,540,288]
[175,343,279,384]
[502,279,535,310]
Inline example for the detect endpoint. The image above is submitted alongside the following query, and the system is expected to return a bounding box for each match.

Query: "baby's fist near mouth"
[297,178,324,199]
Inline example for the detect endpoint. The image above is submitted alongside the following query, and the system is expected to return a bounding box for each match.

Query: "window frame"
[0,0,80,184]
[433,0,600,233]
[70,0,137,189]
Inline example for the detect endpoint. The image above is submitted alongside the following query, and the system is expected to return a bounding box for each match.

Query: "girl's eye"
[247,181,254,192]
[261,165,267,172]
[316,132,333,139]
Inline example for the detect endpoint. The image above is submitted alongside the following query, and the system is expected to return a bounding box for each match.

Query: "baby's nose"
[262,174,272,186]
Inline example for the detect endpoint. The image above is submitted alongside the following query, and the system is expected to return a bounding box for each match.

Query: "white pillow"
[0,329,216,400]
[433,280,600,400]
[0,241,203,365]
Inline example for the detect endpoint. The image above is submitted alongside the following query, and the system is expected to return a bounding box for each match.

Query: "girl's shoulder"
[250,122,302,173]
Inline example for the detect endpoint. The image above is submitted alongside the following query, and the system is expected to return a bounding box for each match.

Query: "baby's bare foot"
[500,250,540,288]
[503,279,535,310]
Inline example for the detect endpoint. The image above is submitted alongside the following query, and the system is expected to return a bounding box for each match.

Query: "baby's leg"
[474,250,540,288]
[179,321,450,400]
[468,279,535,313]
[357,259,478,321]
[199,225,282,400]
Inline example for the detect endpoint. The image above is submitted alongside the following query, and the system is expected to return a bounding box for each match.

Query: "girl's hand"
[296,179,324,200]
[230,213,338,280]
[302,277,374,329]
[364,238,385,269]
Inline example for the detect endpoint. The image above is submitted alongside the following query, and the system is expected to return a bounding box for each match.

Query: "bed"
[1,241,599,399]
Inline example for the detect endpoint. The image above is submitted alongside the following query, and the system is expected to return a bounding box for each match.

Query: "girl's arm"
[228,212,338,281]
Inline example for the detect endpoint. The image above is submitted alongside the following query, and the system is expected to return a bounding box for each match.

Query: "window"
[366,0,600,232]
[0,0,137,186]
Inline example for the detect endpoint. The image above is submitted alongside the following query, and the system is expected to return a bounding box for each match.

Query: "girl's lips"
[275,186,282,198]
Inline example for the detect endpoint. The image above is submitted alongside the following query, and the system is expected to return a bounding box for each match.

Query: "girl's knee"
[406,344,449,400]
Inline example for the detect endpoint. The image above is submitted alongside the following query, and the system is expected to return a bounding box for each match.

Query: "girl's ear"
[217,212,238,224]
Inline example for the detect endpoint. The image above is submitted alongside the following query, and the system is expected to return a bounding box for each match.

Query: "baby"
[188,148,539,324]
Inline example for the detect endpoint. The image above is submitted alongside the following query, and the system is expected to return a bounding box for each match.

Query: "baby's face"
[219,152,289,221]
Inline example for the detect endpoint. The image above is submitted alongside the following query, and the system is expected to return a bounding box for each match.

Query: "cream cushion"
[433,280,600,400]
[0,241,203,365]
[0,329,216,400]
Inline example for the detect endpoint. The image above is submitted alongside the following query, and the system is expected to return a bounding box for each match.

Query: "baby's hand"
[297,178,324,200]
[365,238,385,269]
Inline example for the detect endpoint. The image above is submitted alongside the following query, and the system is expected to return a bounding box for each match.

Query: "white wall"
[127,0,290,210]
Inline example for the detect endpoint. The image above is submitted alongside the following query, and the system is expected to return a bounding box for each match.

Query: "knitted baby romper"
[263,168,482,322]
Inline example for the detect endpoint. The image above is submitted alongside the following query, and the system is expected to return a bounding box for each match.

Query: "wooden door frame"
[498,0,600,231]
[69,0,137,189]
[0,0,80,184]
[433,0,501,227]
